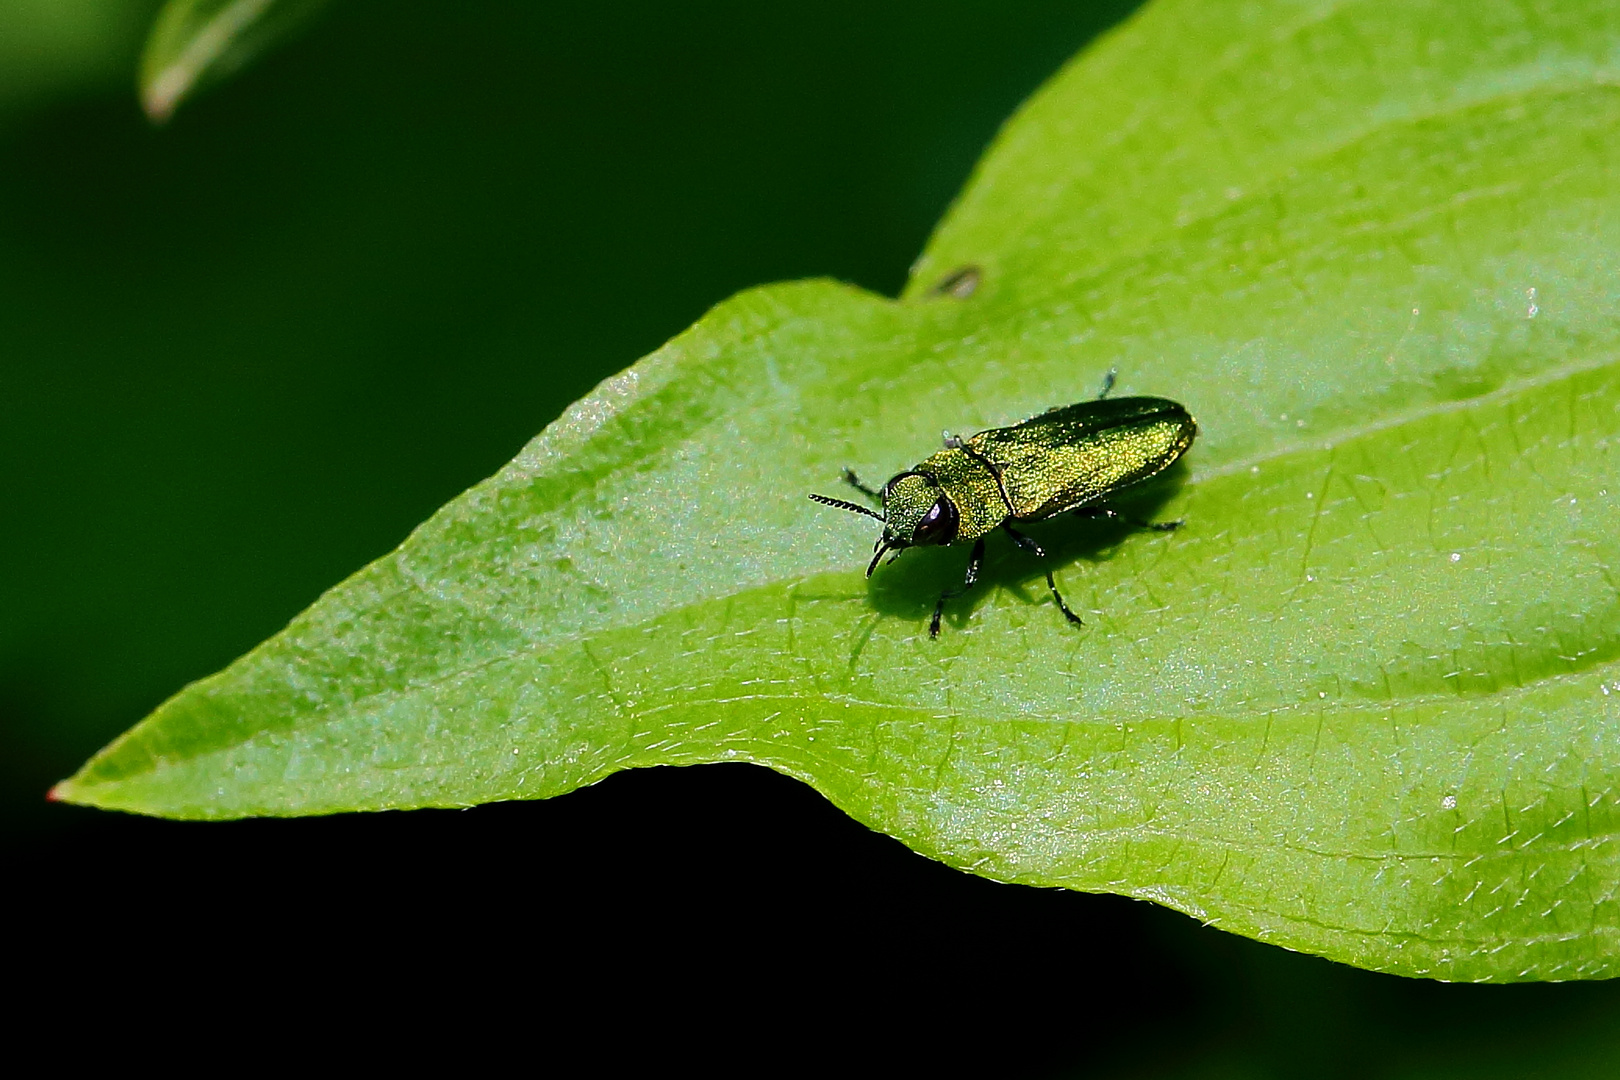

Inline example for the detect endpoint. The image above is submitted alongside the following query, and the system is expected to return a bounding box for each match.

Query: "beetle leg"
[1097,367,1118,399]
[1000,523,1046,559]
[1004,525,1082,628]
[930,537,985,638]
[841,468,883,503]
[1073,505,1182,531]
[1045,571,1084,626]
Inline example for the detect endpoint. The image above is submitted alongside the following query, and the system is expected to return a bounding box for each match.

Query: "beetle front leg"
[1073,505,1182,531]
[840,468,883,503]
[930,537,985,638]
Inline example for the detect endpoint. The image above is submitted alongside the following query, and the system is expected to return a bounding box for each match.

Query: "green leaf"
[65,0,1620,981]
[139,0,325,121]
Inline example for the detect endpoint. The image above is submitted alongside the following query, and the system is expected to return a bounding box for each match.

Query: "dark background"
[5,2,1617,1073]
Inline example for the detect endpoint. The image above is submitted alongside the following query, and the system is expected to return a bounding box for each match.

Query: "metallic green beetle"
[810,374,1197,636]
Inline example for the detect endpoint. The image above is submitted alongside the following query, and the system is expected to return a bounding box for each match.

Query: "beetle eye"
[911,497,959,546]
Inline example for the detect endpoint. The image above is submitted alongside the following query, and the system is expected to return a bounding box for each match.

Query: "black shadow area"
[19,763,1620,1078]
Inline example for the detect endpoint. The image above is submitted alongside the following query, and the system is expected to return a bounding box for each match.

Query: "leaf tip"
[47,767,109,806]
[137,0,290,125]
[140,70,187,125]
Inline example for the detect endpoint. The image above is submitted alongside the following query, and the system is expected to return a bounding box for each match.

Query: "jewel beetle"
[810,372,1197,637]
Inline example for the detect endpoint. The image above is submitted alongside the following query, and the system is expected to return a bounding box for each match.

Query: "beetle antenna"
[809,493,885,522]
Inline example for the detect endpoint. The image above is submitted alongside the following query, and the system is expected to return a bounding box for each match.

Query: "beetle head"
[808,470,959,577]
[871,471,959,575]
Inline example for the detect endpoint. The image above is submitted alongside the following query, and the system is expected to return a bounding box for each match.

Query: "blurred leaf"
[0,0,157,118]
[139,0,324,121]
[63,0,1620,980]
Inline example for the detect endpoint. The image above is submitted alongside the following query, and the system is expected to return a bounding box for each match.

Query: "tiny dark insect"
[929,265,981,299]
[810,371,1197,637]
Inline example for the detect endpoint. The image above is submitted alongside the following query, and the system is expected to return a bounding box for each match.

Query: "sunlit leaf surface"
[68,0,1620,980]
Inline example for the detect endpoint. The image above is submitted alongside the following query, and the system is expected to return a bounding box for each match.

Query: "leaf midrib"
[1193,352,1620,484]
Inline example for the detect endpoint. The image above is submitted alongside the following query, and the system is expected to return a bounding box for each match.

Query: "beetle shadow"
[862,462,1192,635]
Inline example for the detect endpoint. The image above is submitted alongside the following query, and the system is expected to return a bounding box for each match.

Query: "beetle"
[809,372,1197,637]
